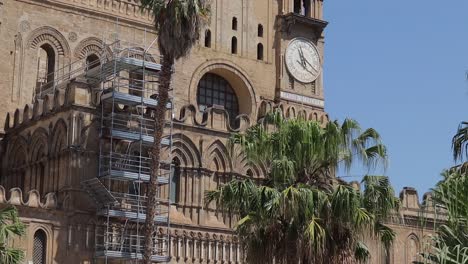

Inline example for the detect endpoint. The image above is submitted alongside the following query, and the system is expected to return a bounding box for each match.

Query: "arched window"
[231,37,238,54]
[37,44,55,90]
[204,30,211,48]
[257,43,264,60]
[197,73,239,125]
[33,230,47,264]
[232,17,238,30]
[258,24,264,37]
[170,158,180,203]
[85,54,100,70]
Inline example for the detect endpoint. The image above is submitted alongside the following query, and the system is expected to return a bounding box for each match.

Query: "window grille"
[33,230,47,264]
[197,73,239,127]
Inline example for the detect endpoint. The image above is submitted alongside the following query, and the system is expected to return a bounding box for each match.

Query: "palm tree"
[138,0,210,262]
[452,121,468,162]
[419,171,468,264]
[206,111,399,263]
[0,206,25,264]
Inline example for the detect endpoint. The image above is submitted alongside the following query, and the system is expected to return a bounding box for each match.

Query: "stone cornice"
[279,12,328,36]
[16,0,156,30]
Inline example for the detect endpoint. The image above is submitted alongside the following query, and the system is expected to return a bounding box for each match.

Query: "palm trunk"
[143,55,173,264]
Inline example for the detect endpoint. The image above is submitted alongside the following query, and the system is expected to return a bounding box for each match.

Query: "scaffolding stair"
[81,178,118,206]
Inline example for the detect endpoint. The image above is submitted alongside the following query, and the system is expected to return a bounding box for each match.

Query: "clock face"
[285,38,321,83]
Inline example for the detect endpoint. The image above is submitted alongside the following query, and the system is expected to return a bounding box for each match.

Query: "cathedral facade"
[0,0,440,263]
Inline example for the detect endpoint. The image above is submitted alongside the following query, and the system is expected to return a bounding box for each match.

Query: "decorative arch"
[405,233,420,264]
[203,140,232,173]
[74,37,111,59]
[29,128,49,195]
[30,128,49,162]
[172,134,201,168]
[189,60,258,120]
[310,111,319,121]
[27,26,70,56]
[257,100,273,121]
[298,109,307,119]
[231,146,266,177]
[286,106,296,118]
[5,136,28,190]
[50,119,67,155]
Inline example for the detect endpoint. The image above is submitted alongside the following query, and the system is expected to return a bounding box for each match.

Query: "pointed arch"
[298,110,307,119]
[30,128,49,162]
[203,140,232,173]
[5,136,28,190]
[405,233,420,264]
[286,106,296,118]
[231,146,266,178]
[172,134,201,168]
[51,119,67,155]
[309,111,319,121]
[29,128,49,195]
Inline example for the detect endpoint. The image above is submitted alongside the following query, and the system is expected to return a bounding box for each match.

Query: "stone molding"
[26,26,71,56]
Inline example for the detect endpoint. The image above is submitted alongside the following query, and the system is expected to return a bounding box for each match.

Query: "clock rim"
[285,37,322,84]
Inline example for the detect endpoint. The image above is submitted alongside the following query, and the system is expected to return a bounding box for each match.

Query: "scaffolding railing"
[96,232,169,260]
[98,154,171,182]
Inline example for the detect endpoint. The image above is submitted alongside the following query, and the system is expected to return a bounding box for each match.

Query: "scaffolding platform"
[102,113,171,146]
[86,57,161,83]
[97,209,168,224]
[106,129,167,145]
[101,90,173,108]
[99,169,169,184]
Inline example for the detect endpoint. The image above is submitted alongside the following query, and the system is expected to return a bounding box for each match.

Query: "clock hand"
[299,47,306,66]
[304,58,318,73]
[297,60,307,69]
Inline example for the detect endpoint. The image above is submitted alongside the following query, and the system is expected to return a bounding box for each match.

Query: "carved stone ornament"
[68,32,78,42]
[19,20,30,32]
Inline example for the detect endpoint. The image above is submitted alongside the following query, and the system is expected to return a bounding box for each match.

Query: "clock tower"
[276,0,327,112]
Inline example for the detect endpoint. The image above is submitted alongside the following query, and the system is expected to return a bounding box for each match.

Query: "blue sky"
[324,1,468,196]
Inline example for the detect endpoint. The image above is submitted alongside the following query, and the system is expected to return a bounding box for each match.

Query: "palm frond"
[452,121,468,162]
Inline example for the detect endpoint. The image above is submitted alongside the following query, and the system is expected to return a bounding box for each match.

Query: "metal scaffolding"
[35,32,174,263]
